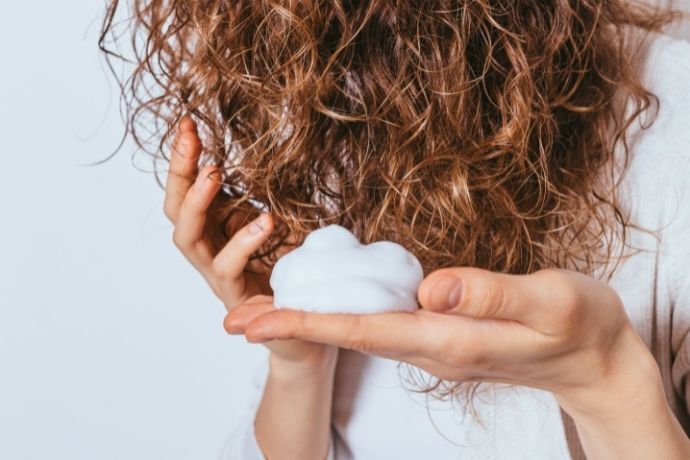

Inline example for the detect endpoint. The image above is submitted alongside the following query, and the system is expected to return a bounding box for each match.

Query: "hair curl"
[100,0,679,398]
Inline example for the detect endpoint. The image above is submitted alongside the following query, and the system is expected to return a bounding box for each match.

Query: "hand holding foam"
[269,225,423,314]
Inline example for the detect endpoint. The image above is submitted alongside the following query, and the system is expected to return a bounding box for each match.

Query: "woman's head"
[100,0,676,279]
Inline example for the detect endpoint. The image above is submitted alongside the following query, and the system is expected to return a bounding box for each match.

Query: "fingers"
[171,165,222,276]
[163,117,278,311]
[213,214,274,290]
[224,299,276,334]
[243,309,431,357]
[241,307,540,371]
[164,116,203,223]
[418,267,590,334]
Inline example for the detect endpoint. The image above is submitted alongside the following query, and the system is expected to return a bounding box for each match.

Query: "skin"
[164,117,336,460]
[229,270,690,459]
[167,118,690,459]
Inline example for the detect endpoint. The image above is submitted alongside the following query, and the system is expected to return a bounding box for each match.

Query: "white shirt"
[220,31,690,459]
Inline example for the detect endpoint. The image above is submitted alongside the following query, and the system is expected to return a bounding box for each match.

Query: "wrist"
[557,322,662,423]
[554,324,690,458]
[269,346,339,381]
[561,347,687,459]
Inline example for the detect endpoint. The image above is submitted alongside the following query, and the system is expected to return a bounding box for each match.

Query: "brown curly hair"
[99,0,680,277]
[101,4,674,401]
[100,0,678,396]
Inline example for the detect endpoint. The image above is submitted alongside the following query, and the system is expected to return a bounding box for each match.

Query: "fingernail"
[433,275,464,308]
[179,117,194,133]
[173,144,187,159]
[249,214,269,235]
[175,135,194,158]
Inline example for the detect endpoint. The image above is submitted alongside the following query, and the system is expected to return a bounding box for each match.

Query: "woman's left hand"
[226,267,688,458]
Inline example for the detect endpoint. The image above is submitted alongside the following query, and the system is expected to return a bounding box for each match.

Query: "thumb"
[417,271,466,312]
[418,267,597,334]
[418,267,526,323]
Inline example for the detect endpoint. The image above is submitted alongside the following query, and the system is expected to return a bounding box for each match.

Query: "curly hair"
[100,0,678,396]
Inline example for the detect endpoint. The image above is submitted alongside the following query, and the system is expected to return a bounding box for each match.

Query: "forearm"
[561,329,690,459]
[573,390,689,459]
[254,348,339,460]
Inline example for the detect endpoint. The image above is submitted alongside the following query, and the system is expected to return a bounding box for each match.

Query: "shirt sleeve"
[669,195,690,429]
[642,35,690,430]
[665,117,690,429]
[669,172,690,427]
[218,356,336,460]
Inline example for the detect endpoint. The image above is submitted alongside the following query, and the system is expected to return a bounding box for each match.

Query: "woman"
[101,1,690,458]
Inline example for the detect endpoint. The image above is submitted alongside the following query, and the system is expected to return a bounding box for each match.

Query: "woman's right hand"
[163,116,337,369]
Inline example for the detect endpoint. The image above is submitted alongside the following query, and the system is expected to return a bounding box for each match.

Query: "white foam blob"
[269,225,424,314]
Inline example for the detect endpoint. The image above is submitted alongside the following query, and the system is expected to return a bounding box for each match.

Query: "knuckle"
[549,272,582,320]
[212,252,237,279]
[163,200,176,222]
[537,269,577,300]
[444,347,466,369]
[172,132,198,159]
[558,283,580,313]
[178,131,200,150]
[211,255,227,276]
[171,228,190,251]
[532,270,588,336]
[560,300,582,327]
[604,288,625,314]
[465,348,492,372]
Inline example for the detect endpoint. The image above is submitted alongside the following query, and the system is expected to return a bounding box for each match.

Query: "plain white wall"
[0,1,265,459]
[0,2,687,460]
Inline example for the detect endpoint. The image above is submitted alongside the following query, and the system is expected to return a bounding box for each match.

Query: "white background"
[0,1,265,459]
[0,1,687,459]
